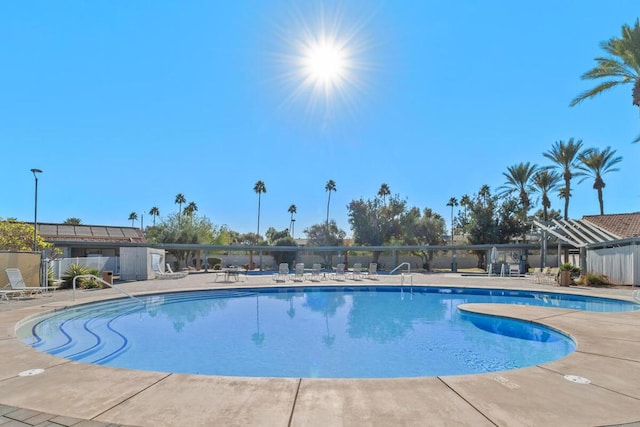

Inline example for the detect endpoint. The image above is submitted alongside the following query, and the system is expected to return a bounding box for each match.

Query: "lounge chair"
[349,263,363,280]
[509,264,520,277]
[332,264,346,281]
[155,264,188,280]
[366,263,378,280]
[273,263,289,282]
[309,263,323,281]
[5,268,58,296]
[291,263,306,282]
[0,289,28,301]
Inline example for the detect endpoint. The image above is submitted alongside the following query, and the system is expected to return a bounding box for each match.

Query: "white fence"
[587,245,639,286]
[51,256,119,280]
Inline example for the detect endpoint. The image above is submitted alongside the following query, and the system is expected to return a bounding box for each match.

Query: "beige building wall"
[0,251,41,286]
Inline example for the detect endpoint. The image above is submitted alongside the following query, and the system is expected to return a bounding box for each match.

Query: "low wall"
[0,250,41,286]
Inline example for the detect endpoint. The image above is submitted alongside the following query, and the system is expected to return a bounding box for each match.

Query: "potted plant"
[559,263,573,286]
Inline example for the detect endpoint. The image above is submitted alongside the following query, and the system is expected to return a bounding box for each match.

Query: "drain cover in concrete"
[19,369,45,377]
[564,375,590,384]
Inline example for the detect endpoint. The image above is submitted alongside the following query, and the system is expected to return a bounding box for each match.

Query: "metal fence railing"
[51,256,119,280]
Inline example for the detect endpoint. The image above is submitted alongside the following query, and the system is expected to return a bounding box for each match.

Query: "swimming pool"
[17,286,639,378]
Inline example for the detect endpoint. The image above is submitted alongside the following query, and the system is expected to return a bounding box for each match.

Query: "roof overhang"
[533,219,621,248]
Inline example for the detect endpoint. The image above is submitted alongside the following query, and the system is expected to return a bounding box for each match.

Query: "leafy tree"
[543,138,585,220]
[305,220,346,246]
[146,213,221,269]
[271,235,297,266]
[149,207,160,226]
[498,162,538,241]
[532,208,562,222]
[532,169,561,221]
[466,186,525,267]
[0,219,54,252]
[325,179,336,226]
[570,19,640,141]
[175,193,186,214]
[577,146,623,215]
[63,217,82,225]
[347,194,406,263]
[399,207,446,270]
[377,183,390,205]
[128,212,138,227]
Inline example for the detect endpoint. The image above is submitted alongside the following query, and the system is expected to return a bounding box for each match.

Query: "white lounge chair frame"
[310,264,323,281]
[273,263,290,282]
[291,263,306,282]
[5,268,58,296]
[332,264,346,281]
[366,263,378,280]
[349,263,363,280]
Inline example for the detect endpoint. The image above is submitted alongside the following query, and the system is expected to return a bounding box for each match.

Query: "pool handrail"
[72,274,140,302]
[389,262,411,275]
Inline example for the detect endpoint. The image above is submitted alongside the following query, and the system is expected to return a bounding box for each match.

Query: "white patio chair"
[291,263,306,282]
[310,263,323,281]
[273,263,289,282]
[5,268,58,297]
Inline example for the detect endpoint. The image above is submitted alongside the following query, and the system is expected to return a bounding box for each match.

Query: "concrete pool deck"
[1,272,640,426]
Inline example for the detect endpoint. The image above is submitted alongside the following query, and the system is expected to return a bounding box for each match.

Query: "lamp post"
[30,168,42,251]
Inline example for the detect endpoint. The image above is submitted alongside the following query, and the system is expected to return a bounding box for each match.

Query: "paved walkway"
[1,272,639,426]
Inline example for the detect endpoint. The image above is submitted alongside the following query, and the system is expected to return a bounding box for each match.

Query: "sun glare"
[303,39,348,88]
[270,1,377,121]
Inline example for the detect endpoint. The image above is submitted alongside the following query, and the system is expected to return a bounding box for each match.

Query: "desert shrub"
[582,273,611,287]
[60,264,91,289]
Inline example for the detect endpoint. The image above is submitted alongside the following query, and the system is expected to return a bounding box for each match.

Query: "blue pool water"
[18,286,639,378]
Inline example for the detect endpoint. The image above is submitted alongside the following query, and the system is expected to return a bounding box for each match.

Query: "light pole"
[31,168,42,251]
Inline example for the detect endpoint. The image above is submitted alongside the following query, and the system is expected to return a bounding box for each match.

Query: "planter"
[559,270,572,286]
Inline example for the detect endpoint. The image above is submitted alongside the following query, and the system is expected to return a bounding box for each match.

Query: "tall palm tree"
[446,197,458,244]
[175,193,186,214]
[532,170,561,221]
[149,207,160,226]
[570,19,640,129]
[183,201,198,217]
[377,183,390,205]
[325,179,336,226]
[577,147,623,215]
[288,204,297,236]
[128,212,138,227]
[253,181,267,243]
[543,138,585,220]
[498,162,538,217]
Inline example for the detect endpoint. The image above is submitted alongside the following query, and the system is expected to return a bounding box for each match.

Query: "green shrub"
[60,264,93,289]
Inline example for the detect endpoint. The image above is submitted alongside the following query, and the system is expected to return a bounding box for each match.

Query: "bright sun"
[271,2,376,119]
[303,40,348,87]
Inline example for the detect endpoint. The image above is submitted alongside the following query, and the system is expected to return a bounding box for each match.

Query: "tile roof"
[582,212,640,238]
[37,222,147,243]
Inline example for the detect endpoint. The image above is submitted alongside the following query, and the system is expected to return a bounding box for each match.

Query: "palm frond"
[570,80,623,106]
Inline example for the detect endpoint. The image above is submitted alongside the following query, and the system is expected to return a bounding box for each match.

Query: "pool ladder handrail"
[389,262,413,286]
[72,274,140,302]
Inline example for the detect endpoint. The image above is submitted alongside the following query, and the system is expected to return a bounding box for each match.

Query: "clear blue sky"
[2,1,639,237]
